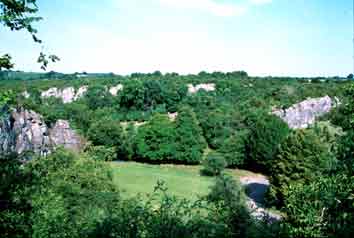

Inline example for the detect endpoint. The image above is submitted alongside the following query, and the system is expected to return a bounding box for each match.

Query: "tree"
[245,111,290,173]
[207,174,252,238]
[0,153,32,238]
[0,0,59,70]
[201,152,226,176]
[136,114,176,162]
[0,54,14,71]
[347,73,353,79]
[267,129,333,206]
[283,175,354,238]
[27,149,120,238]
[87,118,123,148]
[173,106,206,164]
[84,85,114,110]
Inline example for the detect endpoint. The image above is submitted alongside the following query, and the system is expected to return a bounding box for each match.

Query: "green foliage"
[202,152,227,176]
[0,153,32,238]
[136,114,176,162]
[173,106,206,164]
[84,85,114,110]
[268,129,333,206]
[27,149,119,238]
[0,89,15,108]
[86,145,116,161]
[245,111,290,172]
[338,129,354,174]
[87,118,123,147]
[207,174,252,238]
[283,175,354,238]
[119,123,137,160]
[0,54,14,71]
[218,132,248,167]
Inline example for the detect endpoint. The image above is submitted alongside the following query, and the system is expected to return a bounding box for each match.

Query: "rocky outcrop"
[0,108,84,157]
[0,108,16,154]
[109,84,124,96]
[272,96,335,129]
[49,120,84,151]
[10,109,52,156]
[187,83,216,94]
[41,86,88,104]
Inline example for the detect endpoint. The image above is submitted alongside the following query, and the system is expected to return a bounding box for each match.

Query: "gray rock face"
[272,96,334,129]
[0,108,84,157]
[0,109,16,154]
[11,109,52,156]
[49,120,84,151]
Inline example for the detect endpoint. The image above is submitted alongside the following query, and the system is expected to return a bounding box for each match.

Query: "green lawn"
[110,161,257,201]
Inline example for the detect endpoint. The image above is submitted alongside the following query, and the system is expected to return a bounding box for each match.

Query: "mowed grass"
[110,161,257,201]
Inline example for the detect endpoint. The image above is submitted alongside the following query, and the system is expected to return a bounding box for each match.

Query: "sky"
[0,0,353,77]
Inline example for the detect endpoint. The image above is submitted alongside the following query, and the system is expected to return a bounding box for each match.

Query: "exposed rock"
[0,108,84,157]
[49,120,84,151]
[0,108,16,154]
[187,83,216,94]
[21,91,30,99]
[41,86,88,104]
[11,109,52,156]
[167,112,178,121]
[61,87,76,104]
[109,84,123,96]
[74,86,88,100]
[272,96,335,129]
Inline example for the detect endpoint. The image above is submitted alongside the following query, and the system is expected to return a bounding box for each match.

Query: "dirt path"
[240,175,282,222]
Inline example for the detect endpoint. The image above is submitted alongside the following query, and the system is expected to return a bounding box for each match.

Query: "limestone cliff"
[272,96,336,129]
[0,108,84,157]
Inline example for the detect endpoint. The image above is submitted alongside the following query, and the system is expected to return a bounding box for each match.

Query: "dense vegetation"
[1,72,353,237]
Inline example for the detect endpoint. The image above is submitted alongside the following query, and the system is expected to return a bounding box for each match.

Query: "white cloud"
[159,0,247,17]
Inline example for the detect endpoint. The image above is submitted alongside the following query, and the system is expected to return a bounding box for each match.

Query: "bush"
[207,174,252,238]
[87,118,123,147]
[201,152,227,176]
[28,149,119,238]
[283,175,354,238]
[86,145,116,161]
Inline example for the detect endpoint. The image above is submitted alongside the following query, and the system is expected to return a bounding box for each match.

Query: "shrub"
[201,152,227,176]
[87,118,123,147]
[28,149,119,238]
[87,145,116,161]
[207,174,251,238]
[283,175,354,238]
